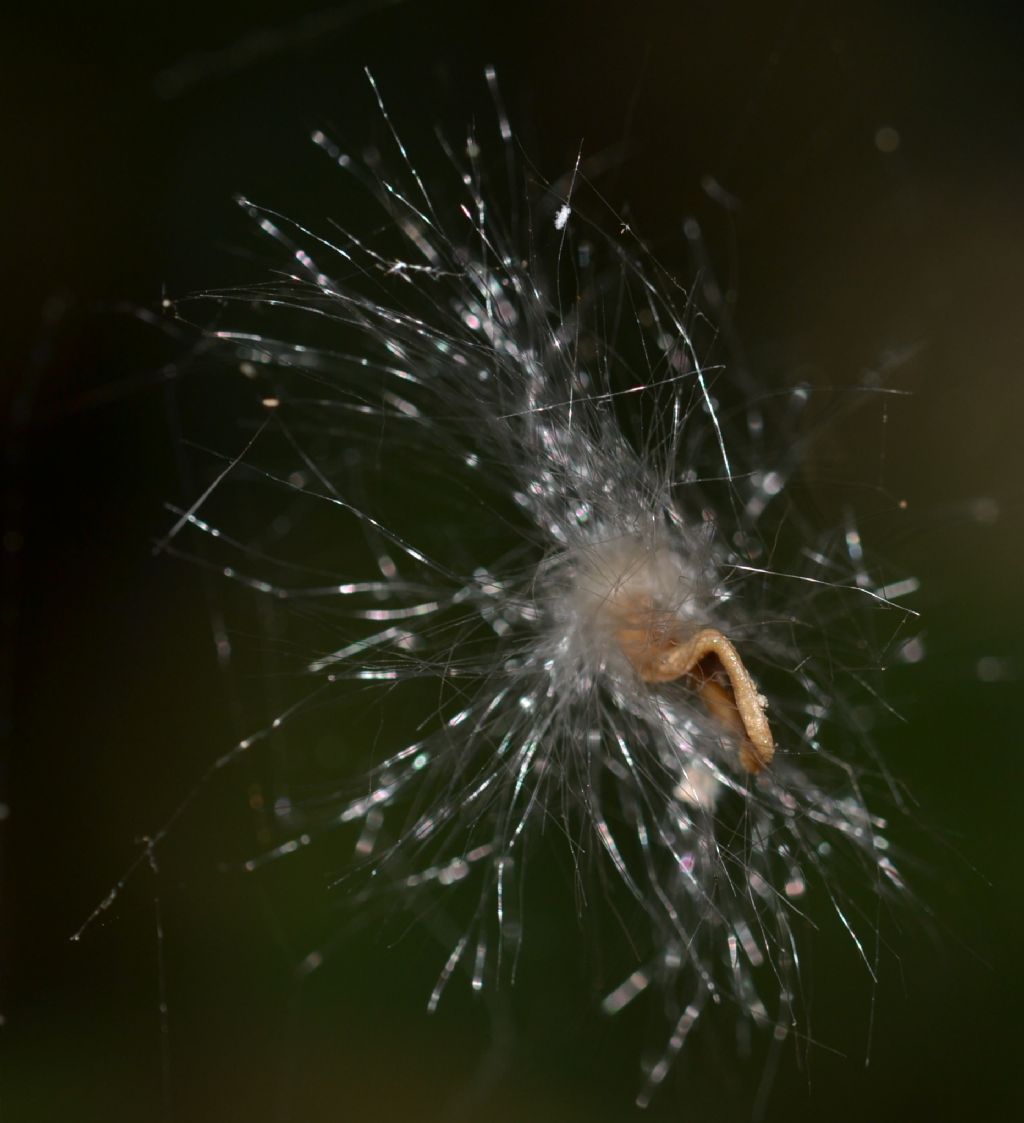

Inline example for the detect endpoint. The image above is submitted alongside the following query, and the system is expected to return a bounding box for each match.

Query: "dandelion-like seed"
[154,70,914,1106]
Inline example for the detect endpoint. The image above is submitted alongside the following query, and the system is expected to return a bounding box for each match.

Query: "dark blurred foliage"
[3,2,1023,1120]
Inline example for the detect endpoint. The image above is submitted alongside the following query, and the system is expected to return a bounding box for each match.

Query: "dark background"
[4,1,1022,1120]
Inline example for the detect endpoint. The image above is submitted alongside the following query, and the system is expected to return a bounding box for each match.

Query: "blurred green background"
[4,1,1022,1120]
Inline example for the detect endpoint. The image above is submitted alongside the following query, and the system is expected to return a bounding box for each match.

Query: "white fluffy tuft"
[147,73,917,1107]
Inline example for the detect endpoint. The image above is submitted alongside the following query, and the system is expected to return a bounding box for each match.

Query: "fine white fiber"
[93,68,918,1107]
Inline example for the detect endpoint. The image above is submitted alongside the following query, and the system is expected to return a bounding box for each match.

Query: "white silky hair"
[85,70,916,1109]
